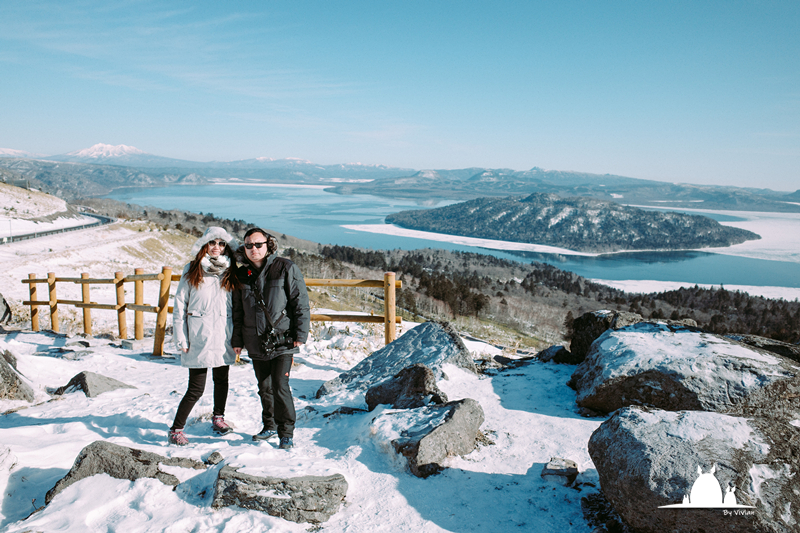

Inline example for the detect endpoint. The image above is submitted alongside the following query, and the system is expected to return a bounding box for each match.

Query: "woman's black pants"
[171,365,229,431]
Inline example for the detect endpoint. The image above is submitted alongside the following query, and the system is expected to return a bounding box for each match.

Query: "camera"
[259,329,293,353]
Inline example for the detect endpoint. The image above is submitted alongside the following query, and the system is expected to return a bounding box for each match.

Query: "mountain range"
[1,143,799,212]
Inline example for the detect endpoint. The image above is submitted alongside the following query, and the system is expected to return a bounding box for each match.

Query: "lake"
[105,183,800,289]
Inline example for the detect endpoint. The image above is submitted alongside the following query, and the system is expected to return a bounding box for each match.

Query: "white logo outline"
[659,463,755,509]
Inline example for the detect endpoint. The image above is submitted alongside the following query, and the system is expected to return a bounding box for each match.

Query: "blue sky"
[1,1,798,190]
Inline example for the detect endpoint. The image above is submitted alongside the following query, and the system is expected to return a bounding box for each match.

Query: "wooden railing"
[22,269,401,355]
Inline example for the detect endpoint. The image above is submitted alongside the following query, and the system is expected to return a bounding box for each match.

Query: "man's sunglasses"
[208,240,227,247]
[244,241,268,250]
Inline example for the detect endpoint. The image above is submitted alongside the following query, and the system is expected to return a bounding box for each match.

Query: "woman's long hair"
[185,242,239,291]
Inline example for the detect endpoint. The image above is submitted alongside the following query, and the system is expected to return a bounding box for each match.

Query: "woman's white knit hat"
[189,226,239,257]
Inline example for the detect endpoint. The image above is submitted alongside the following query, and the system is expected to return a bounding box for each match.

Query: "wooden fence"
[22,268,401,355]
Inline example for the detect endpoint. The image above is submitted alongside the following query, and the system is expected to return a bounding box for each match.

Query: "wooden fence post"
[115,271,127,339]
[81,272,92,336]
[134,268,144,340]
[48,272,59,333]
[28,273,39,332]
[152,266,172,356]
[384,272,396,345]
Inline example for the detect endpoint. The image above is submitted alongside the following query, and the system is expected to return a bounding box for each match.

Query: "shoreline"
[341,222,799,264]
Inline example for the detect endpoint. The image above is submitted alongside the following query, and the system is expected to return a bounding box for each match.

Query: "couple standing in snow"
[168,226,310,450]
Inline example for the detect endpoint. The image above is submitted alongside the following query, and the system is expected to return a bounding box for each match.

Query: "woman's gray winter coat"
[173,264,237,368]
[232,252,310,361]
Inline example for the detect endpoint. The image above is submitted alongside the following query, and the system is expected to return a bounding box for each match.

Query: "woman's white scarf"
[201,254,230,276]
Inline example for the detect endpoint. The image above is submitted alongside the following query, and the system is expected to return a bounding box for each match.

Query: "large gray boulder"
[727,334,800,365]
[52,371,136,398]
[365,364,448,411]
[569,322,800,416]
[537,344,573,364]
[0,350,35,401]
[46,441,205,504]
[212,465,348,524]
[316,321,477,398]
[373,398,485,478]
[569,310,644,363]
[589,406,800,533]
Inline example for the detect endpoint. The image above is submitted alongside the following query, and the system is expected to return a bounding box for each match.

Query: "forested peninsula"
[385,193,761,253]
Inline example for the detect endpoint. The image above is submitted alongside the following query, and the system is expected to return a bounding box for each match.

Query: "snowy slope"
[0,325,604,532]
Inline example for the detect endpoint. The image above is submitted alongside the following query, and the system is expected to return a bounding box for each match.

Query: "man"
[232,228,310,450]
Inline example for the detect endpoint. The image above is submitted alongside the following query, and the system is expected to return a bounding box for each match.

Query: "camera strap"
[250,280,287,333]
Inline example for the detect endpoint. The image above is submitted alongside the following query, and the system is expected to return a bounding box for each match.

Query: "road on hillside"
[0,213,114,245]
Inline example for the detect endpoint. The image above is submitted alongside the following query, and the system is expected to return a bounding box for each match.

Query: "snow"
[577,324,790,410]
[213,181,329,189]
[67,143,146,158]
[591,279,800,302]
[0,183,98,237]
[343,224,598,256]
[629,206,800,264]
[0,148,45,158]
[0,324,604,532]
[748,464,790,506]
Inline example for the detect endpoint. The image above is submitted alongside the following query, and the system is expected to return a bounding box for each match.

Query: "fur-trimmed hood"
[189,226,239,257]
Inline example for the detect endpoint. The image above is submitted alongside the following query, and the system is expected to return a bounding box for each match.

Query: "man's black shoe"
[252,429,278,441]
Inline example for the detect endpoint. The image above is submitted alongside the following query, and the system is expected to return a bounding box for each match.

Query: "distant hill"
[785,190,800,201]
[0,158,206,200]
[385,193,761,253]
[328,168,800,213]
[2,144,798,213]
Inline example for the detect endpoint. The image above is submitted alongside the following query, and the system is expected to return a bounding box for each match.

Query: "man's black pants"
[253,354,296,439]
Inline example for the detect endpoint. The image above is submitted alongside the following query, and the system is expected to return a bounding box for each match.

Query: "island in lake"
[384,193,761,253]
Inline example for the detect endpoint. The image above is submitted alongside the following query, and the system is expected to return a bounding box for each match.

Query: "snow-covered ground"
[0,183,96,238]
[0,324,603,532]
[0,220,194,335]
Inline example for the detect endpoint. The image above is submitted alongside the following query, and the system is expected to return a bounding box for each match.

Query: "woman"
[169,226,239,446]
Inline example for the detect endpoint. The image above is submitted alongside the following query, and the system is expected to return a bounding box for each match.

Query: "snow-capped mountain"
[45,143,204,168]
[66,143,146,159]
[0,148,46,159]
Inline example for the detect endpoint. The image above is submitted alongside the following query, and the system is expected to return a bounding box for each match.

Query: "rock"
[0,292,11,324]
[52,371,137,398]
[0,351,35,402]
[322,406,368,418]
[120,340,135,350]
[316,321,477,398]
[589,406,800,533]
[2,348,17,370]
[365,364,448,411]
[727,334,800,365]
[373,398,485,478]
[537,345,572,364]
[569,322,800,416]
[211,465,347,523]
[46,441,205,504]
[205,451,224,466]
[569,310,643,363]
[541,457,579,486]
